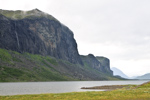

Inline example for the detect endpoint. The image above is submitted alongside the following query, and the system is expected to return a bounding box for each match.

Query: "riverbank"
[0,81,150,100]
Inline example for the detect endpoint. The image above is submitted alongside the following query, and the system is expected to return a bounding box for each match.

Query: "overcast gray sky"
[0,0,150,77]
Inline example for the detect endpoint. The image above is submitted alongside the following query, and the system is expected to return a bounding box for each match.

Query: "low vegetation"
[0,48,71,82]
[0,81,150,100]
[0,48,120,82]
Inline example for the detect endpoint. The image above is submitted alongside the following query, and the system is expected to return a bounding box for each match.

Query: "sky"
[0,0,150,77]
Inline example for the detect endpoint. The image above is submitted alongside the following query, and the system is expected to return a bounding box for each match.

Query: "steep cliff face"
[81,54,102,71]
[96,56,113,75]
[81,54,113,75]
[0,9,82,65]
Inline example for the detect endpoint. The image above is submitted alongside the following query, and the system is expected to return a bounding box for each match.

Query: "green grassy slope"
[0,48,72,82]
[0,48,119,82]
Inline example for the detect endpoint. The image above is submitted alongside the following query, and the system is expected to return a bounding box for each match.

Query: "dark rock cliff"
[0,9,82,65]
[81,54,102,71]
[81,54,113,75]
[0,9,116,81]
[96,56,113,75]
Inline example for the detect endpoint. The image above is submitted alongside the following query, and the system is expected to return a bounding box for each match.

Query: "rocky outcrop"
[81,54,113,75]
[96,56,113,75]
[81,54,102,71]
[0,9,82,65]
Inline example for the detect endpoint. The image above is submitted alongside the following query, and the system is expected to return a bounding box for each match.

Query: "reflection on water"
[0,80,149,95]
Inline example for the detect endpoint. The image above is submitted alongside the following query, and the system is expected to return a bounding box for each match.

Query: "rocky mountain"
[111,67,129,79]
[135,73,150,80]
[0,9,121,81]
[81,54,113,75]
[0,9,82,65]
[96,56,113,75]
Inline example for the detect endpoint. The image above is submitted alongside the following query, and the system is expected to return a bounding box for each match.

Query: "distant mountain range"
[135,73,150,80]
[111,67,150,80]
[111,67,129,79]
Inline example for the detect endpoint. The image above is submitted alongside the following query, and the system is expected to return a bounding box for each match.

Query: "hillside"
[135,73,150,80]
[0,9,121,81]
[111,67,129,79]
[0,48,120,81]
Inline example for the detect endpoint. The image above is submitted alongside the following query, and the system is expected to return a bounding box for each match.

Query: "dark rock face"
[81,54,113,75]
[0,9,82,65]
[96,56,113,75]
[81,54,102,71]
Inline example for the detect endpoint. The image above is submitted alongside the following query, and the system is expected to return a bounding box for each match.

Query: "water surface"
[0,80,148,95]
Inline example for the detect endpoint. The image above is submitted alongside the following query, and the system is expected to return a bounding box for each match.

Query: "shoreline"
[0,81,150,100]
[81,85,136,91]
[0,80,148,96]
[81,81,150,91]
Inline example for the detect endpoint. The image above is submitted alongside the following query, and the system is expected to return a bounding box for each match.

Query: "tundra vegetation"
[0,48,119,82]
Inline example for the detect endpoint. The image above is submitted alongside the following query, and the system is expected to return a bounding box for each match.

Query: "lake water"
[0,80,149,95]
